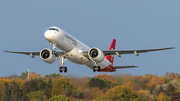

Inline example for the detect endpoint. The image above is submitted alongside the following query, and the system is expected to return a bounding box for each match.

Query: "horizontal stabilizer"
[113,65,138,69]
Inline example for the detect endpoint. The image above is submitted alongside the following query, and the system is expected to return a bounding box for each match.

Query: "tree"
[45,75,50,78]
[155,84,176,98]
[2,82,11,101]
[21,94,29,101]
[10,81,23,101]
[93,74,120,88]
[93,74,116,82]
[171,91,180,101]
[136,94,147,101]
[164,84,175,96]
[51,77,71,97]
[81,89,91,100]
[76,91,84,99]
[136,90,152,101]
[8,74,19,79]
[29,79,38,91]
[45,73,61,79]
[44,77,52,99]
[156,93,171,101]
[103,85,138,101]
[161,84,168,90]
[30,98,39,101]
[15,79,24,90]
[47,95,71,101]
[152,86,159,96]
[22,81,31,93]
[20,71,28,79]
[42,95,48,101]
[169,79,180,90]
[27,90,44,101]
[90,87,103,99]
[39,81,47,90]
[64,85,75,97]
[68,76,90,91]
[22,78,42,93]
[50,73,61,78]
[88,78,106,89]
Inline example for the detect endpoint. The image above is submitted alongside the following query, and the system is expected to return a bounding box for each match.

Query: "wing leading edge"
[4,50,64,58]
[4,51,40,55]
[102,47,175,56]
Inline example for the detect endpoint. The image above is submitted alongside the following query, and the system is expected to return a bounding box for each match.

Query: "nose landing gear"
[51,41,68,73]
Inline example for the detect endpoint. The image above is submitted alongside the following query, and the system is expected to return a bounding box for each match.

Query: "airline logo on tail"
[106,39,116,65]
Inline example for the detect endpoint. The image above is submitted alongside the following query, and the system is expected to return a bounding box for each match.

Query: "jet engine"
[88,48,104,63]
[40,48,56,63]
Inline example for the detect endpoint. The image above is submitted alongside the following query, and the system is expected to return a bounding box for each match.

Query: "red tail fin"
[106,39,116,65]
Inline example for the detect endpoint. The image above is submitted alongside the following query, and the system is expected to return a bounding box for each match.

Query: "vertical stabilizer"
[106,39,116,65]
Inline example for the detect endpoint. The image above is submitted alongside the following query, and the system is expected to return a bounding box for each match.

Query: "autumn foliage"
[0,72,180,101]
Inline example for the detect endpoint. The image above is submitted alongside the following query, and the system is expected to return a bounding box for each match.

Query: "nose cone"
[44,31,54,42]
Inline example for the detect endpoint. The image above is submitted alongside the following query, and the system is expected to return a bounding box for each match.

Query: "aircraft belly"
[68,57,90,64]
[86,58,110,70]
[66,48,90,64]
[56,38,73,52]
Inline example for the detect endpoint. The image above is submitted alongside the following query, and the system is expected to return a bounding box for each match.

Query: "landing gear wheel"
[93,68,96,72]
[93,66,96,72]
[58,55,67,73]
[59,67,63,72]
[52,50,56,54]
[98,66,100,72]
[64,67,67,72]
[93,66,101,72]
[59,66,67,73]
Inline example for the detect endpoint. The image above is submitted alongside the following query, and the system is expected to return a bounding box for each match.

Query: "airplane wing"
[113,65,138,69]
[102,47,175,56]
[5,47,174,58]
[4,50,64,58]
[4,51,40,55]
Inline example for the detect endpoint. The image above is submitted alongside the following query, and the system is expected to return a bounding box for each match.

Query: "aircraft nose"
[44,31,54,41]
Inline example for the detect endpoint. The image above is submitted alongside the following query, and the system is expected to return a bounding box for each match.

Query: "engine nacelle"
[40,48,56,64]
[88,48,105,63]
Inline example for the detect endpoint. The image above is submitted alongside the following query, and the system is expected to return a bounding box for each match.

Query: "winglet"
[106,39,116,64]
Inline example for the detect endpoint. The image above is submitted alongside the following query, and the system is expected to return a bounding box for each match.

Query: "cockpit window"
[48,28,59,32]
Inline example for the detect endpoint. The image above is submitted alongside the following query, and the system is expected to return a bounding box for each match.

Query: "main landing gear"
[92,61,101,72]
[93,66,100,72]
[59,66,67,72]
[51,41,68,73]
[59,56,67,73]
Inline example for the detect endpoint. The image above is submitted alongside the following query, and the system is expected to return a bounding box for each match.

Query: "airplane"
[4,27,175,73]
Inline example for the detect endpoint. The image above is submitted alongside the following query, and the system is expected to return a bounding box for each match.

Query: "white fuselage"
[44,27,111,70]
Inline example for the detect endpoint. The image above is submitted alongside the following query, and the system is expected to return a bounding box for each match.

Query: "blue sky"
[0,1,179,77]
